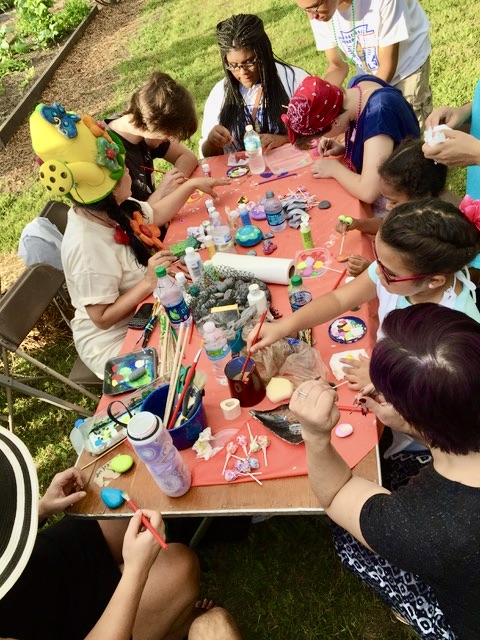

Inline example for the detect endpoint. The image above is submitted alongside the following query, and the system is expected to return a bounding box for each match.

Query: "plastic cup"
[224,356,266,407]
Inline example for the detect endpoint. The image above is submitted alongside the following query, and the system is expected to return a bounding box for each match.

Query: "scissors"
[176,365,191,394]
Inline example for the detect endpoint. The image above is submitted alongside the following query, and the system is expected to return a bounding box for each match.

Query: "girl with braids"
[200,14,309,157]
[29,102,229,378]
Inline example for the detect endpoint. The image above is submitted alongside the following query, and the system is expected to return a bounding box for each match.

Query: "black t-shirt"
[0,518,121,640]
[360,464,480,639]
[105,116,170,202]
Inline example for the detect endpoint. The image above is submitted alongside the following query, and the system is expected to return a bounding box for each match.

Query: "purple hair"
[370,303,480,455]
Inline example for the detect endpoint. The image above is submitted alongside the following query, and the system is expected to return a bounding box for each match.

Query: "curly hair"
[125,71,198,140]
[379,138,448,199]
[216,14,297,146]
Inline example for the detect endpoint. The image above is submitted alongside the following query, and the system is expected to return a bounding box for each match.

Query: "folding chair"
[0,263,99,431]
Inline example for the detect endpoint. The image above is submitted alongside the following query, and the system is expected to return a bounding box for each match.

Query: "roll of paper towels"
[211,252,295,285]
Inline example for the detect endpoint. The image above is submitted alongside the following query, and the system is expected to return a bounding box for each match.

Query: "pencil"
[121,492,168,550]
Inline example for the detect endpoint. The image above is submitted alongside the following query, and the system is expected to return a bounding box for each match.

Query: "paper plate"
[328,316,367,344]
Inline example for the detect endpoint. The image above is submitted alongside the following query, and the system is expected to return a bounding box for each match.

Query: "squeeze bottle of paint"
[288,275,313,312]
[155,266,191,329]
[201,163,212,177]
[205,198,214,212]
[175,271,191,302]
[247,283,268,316]
[264,190,286,233]
[210,211,236,253]
[238,203,251,226]
[300,222,314,249]
[127,411,191,497]
[184,247,204,282]
[203,234,216,258]
[202,321,230,385]
[244,124,265,174]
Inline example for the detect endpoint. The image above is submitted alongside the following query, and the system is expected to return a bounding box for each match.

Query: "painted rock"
[129,366,146,381]
[335,423,354,438]
[100,487,125,509]
[109,454,134,474]
[318,200,331,209]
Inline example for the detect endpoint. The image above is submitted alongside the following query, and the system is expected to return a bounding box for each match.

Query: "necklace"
[77,206,130,245]
[344,84,362,172]
[331,0,357,65]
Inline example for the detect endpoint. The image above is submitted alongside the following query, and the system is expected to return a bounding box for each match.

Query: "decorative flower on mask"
[130,210,163,251]
[40,102,80,139]
[459,194,480,231]
[96,137,123,177]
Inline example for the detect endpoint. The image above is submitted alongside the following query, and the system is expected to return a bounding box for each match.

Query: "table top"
[69,150,381,519]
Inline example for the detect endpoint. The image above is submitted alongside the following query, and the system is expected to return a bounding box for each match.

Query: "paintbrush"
[140,165,167,174]
[166,346,203,430]
[121,492,168,549]
[239,310,268,381]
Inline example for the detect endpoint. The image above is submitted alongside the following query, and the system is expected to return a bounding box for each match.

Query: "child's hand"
[122,510,164,576]
[346,254,371,277]
[207,125,233,149]
[340,353,371,391]
[247,321,285,353]
[335,217,357,235]
[311,157,341,180]
[318,137,345,157]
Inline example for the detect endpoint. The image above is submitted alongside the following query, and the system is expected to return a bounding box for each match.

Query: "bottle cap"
[266,190,274,198]
[203,321,216,334]
[245,124,253,132]
[202,163,210,169]
[290,274,303,286]
[204,235,213,243]
[211,211,220,220]
[185,247,194,255]
[238,203,248,212]
[155,266,167,277]
[300,223,309,232]
[249,283,259,292]
[74,418,84,428]
[175,272,187,284]
[127,411,161,440]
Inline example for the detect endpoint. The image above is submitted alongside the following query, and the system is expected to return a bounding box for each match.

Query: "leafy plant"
[15,0,89,49]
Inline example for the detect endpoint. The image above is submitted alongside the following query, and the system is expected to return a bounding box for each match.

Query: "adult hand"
[425,105,470,130]
[346,254,371,277]
[260,133,288,153]
[357,389,413,434]
[144,250,176,289]
[317,137,345,157]
[422,129,480,168]
[191,177,231,200]
[122,509,164,576]
[156,168,187,198]
[340,353,370,391]
[38,467,86,520]
[207,125,233,150]
[311,157,341,180]
[246,320,286,353]
[289,379,340,439]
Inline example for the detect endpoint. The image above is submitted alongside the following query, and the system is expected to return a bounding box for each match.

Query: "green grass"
[0,0,478,635]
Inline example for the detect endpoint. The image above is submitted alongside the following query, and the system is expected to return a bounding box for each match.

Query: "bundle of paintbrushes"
[158,311,178,381]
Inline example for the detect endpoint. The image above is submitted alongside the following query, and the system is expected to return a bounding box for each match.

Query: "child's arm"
[248,270,377,352]
[163,141,198,178]
[375,43,400,84]
[335,217,383,235]
[323,47,350,88]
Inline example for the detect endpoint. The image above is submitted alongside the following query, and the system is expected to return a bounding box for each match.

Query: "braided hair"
[216,14,294,146]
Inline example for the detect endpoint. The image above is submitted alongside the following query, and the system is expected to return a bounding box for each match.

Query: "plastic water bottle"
[210,211,236,253]
[264,190,286,233]
[184,247,203,282]
[203,320,230,385]
[127,411,191,497]
[155,266,191,328]
[244,124,265,174]
[288,275,313,312]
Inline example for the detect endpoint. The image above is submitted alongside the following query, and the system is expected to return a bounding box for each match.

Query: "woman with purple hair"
[290,303,480,639]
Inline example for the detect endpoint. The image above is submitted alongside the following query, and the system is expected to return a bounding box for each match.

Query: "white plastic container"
[247,283,268,316]
[202,320,230,385]
[155,266,191,328]
[244,124,265,174]
[184,247,204,282]
[210,211,236,253]
[264,190,286,233]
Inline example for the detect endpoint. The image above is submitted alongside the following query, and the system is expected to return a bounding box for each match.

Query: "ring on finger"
[297,390,309,398]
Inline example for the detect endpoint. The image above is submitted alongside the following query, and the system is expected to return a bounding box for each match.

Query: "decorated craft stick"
[332,380,349,389]
[222,441,238,475]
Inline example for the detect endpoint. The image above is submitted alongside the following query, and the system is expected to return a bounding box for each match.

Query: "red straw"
[121,493,168,549]
[239,310,268,381]
[166,346,203,430]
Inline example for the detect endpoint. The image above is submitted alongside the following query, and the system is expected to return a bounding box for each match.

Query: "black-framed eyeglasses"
[373,245,439,285]
[225,58,258,72]
[301,1,324,19]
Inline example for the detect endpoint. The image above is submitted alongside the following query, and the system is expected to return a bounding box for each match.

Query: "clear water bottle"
[202,320,230,385]
[244,124,265,174]
[184,247,204,282]
[288,275,313,312]
[155,266,191,329]
[127,411,191,497]
[210,211,236,253]
[264,190,286,233]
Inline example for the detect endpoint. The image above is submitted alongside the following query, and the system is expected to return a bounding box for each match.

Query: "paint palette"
[103,348,157,396]
[328,316,367,344]
[295,248,332,278]
[226,165,249,178]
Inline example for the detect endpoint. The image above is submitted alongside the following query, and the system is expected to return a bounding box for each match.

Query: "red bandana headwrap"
[281,76,343,144]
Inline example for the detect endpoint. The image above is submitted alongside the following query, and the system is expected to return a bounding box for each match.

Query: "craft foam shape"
[329,349,369,381]
[266,377,294,403]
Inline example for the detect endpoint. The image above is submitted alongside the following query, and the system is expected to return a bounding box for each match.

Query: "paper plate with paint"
[328,316,367,344]
[295,247,332,278]
[227,165,249,178]
[103,348,157,395]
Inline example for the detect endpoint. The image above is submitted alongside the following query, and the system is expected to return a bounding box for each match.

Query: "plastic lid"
[175,272,187,283]
[204,235,212,242]
[203,321,216,334]
[185,247,194,254]
[127,411,160,439]
[266,190,274,198]
[300,223,309,232]
[202,163,210,168]
[245,124,253,131]
[204,260,212,267]
[248,283,259,292]
[211,211,220,219]
[238,203,248,212]
[291,274,303,286]
[74,418,84,428]
[156,266,167,277]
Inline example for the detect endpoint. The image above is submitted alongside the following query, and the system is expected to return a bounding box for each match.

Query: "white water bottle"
[155,266,191,328]
[244,124,265,174]
[210,211,236,253]
[184,247,203,282]
[203,321,230,385]
[264,190,286,233]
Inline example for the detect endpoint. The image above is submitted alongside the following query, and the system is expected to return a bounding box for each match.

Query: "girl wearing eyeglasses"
[200,14,310,158]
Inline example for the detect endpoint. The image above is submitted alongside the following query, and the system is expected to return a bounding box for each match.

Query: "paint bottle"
[202,163,212,177]
[247,283,268,316]
[238,203,251,226]
[127,411,191,497]
[300,222,314,249]
[203,234,216,258]
[184,247,204,282]
[205,198,214,212]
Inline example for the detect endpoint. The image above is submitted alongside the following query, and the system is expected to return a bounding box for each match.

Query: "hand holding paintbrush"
[239,310,268,382]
